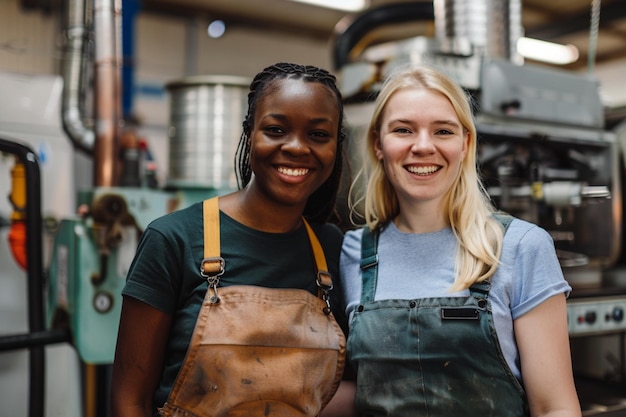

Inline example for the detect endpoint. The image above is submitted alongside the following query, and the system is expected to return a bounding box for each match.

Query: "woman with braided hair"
[110,62,355,417]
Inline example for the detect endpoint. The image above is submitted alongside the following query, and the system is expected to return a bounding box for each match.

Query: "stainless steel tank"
[165,75,249,190]
[434,0,523,63]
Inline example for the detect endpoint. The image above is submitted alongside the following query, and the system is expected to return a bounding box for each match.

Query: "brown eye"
[310,131,333,142]
[264,126,285,136]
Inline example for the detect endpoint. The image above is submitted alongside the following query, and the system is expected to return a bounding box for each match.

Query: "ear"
[373,133,383,161]
[461,129,470,160]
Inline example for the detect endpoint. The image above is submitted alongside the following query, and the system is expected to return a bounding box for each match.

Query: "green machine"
[45,187,213,364]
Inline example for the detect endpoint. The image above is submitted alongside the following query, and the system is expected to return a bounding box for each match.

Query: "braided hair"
[234,62,345,224]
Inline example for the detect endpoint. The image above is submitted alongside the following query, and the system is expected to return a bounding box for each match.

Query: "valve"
[90,193,142,284]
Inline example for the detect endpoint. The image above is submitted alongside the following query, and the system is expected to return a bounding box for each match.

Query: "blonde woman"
[340,65,581,416]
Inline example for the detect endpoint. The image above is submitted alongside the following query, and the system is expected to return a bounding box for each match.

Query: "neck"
[219,189,305,233]
[393,200,448,234]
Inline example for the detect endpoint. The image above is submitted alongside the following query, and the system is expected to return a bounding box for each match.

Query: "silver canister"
[166,75,250,190]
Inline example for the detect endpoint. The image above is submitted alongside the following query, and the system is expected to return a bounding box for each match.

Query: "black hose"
[0,136,45,417]
[331,2,434,71]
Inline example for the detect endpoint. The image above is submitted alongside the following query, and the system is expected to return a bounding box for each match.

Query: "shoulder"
[342,227,364,248]
[496,218,571,318]
[498,218,567,293]
[145,202,202,236]
[148,202,202,227]
[340,227,365,264]
[132,202,204,263]
[503,218,555,252]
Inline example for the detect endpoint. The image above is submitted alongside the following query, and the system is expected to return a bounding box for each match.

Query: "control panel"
[567,296,626,336]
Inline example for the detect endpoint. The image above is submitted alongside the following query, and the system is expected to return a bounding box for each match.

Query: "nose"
[411,131,435,154]
[281,133,310,155]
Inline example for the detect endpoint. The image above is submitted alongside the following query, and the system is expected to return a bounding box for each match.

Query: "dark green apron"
[348,220,529,417]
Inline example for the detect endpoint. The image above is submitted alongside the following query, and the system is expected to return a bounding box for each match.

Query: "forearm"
[517,295,581,417]
[531,408,581,417]
[320,380,356,417]
[109,403,152,417]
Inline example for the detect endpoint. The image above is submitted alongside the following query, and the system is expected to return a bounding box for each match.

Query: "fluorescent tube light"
[517,37,580,65]
[288,0,368,12]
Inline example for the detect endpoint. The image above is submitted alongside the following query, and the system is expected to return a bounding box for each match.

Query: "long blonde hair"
[354,64,504,291]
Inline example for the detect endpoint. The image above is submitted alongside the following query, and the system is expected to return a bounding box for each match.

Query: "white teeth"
[407,165,439,175]
[278,167,309,176]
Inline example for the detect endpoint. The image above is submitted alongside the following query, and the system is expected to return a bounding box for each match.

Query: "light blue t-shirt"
[340,218,571,380]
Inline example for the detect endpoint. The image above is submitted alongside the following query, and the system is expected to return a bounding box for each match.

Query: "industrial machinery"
[333,1,626,415]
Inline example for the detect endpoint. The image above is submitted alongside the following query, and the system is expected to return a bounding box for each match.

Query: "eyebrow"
[262,113,287,121]
[386,118,461,128]
[432,119,461,128]
[263,113,335,125]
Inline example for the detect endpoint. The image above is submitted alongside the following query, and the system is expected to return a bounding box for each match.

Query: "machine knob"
[613,307,624,322]
[584,311,597,324]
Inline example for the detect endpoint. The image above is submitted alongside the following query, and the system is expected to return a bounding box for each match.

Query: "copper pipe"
[84,364,97,417]
[93,0,122,187]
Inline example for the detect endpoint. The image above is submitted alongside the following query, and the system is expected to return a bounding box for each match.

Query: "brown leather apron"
[159,197,346,417]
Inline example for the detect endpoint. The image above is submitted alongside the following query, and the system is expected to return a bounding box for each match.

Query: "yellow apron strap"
[201,197,223,276]
[303,219,333,300]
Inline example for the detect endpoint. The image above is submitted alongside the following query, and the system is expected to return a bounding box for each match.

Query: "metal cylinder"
[166,75,249,190]
[433,0,523,63]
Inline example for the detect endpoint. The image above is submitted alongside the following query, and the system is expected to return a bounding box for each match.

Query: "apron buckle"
[201,256,225,303]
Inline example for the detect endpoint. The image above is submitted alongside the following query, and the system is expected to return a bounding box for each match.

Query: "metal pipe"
[0,329,71,352]
[61,0,96,154]
[331,2,434,71]
[587,0,601,73]
[93,0,123,186]
[0,137,44,417]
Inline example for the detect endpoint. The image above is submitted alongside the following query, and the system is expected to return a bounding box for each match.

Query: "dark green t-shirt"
[121,202,345,411]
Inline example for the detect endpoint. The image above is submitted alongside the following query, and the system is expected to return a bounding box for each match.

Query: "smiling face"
[247,77,340,210]
[375,86,469,214]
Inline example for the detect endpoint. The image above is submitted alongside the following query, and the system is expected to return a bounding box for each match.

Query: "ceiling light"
[516,37,579,65]
[288,0,368,12]
[207,20,226,38]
